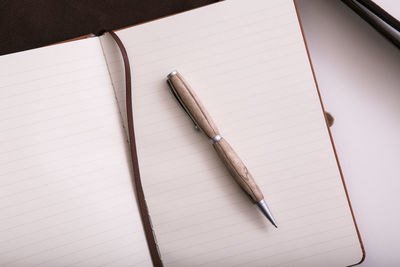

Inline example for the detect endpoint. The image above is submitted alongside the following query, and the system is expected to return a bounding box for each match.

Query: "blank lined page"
[100,0,364,266]
[0,38,151,266]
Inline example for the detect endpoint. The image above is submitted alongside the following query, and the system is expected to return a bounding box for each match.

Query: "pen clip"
[167,79,200,131]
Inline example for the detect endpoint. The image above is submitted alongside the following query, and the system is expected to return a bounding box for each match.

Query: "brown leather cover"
[0,0,218,55]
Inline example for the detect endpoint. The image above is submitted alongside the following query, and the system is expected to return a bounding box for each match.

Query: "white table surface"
[296,1,400,266]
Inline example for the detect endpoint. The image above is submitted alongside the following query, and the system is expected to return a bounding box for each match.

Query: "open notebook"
[0,0,364,266]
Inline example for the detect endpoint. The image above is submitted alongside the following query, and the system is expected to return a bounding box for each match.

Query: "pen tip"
[256,200,278,229]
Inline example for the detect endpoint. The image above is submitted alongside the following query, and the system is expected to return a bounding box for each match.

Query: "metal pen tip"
[256,199,278,228]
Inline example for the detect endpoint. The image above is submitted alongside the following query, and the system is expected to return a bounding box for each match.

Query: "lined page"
[100,0,363,266]
[0,38,151,266]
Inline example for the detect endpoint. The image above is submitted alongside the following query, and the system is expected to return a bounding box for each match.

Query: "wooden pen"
[166,70,277,228]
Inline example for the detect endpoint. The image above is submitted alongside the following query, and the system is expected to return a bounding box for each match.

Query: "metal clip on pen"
[166,70,277,228]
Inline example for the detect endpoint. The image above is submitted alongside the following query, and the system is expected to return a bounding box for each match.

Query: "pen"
[166,70,277,228]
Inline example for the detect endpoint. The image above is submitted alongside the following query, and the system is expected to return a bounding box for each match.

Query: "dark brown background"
[0,0,218,55]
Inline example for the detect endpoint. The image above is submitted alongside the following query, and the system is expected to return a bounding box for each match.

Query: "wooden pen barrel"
[167,72,219,139]
[213,137,264,203]
[168,71,264,203]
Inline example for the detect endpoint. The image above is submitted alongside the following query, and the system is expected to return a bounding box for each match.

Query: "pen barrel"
[213,138,264,203]
[168,72,220,139]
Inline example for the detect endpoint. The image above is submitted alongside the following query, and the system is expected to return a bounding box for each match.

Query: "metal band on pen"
[211,134,222,144]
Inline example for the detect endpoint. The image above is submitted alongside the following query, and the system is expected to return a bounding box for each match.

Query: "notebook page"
[0,38,152,266]
[100,0,363,266]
